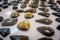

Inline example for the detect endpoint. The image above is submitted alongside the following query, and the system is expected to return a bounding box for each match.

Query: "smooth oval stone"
[16,9,24,13]
[52,12,60,17]
[17,20,30,31]
[20,4,27,8]
[0,37,3,40]
[38,12,50,17]
[0,28,10,37]
[55,18,60,22]
[35,18,52,25]
[25,8,36,13]
[57,25,60,31]
[0,16,3,22]
[37,26,55,37]
[38,37,53,40]
[2,18,17,26]
[11,11,20,18]
[10,35,29,40]
[24,12,34,19]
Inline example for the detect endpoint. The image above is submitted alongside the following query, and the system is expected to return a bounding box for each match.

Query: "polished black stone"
[55,18,60,23]
[10,35,29,40]
[37,26,55,37]
[38,37,53,40]
[0,28,10,37]
[2,18,17,26]
[0,16,3,22]
[57,25,60,31]
[35,18,52,25]
[0,37,3,40]
[52,12,60,17]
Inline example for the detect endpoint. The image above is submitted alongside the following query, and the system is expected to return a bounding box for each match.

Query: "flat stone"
[35,18,52,25]
[11,11,20,18]
[37,26,55,37]
[57,25,60,31]
[0,28,10,37]
[20,4,27,8]
[0,37,3,40]
[38,12,50,17]
[55,18,60,23]
[38,37,53,40]
[10,35,29,40]
[24,12,34,19]
[2,18,17,26]
[16,9,24,13]
[52,12,60,17]
[0,16,3,22]
[17,20,30,31]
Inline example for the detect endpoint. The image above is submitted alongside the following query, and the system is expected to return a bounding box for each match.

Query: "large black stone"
[57,25,60,31]
[0,28,10,37]
[55,18,60,23]
[37,26,55,37]
[2,18,17,26]
[0,16,3,22]
[10,35,29,40]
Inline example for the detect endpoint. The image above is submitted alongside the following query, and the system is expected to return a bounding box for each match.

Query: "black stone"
[38,12,50,17]
[0,16,3,22]
[0,37,3,40]
[35,18,52,25]
[55,18,60,23]
[2,18,17,26]
[0,28,10,37]
[37,26,55,37]
[57,25,60,31]
[16,9,24,13]
[10,35,29,40]
[38,37,53,40]
[52,12,60,17]
[0,8,2,11]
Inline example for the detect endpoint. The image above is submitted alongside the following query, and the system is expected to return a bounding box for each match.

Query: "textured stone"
[17,20,30,31]
[35,18,52,25]
[24,12,34,19]
[0,28,10,37]
[2,18,17,26]
[10,35,29,40]
[38,12,50,17]
[37,26,55,37]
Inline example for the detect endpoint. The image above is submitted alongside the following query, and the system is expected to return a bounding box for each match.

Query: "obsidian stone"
[35,18,52,25]
[16,9,24,13]
[0,16,3,22]
[38,12,50,17]
[57,25,60,31]
[0,28,10,37]
[52,12,60,17]
[2,18,17,26]
[10,35,29,40]
[0,37,3,40]
[37,26,55,37]
[38,37,53,40]
[55,18,60,23]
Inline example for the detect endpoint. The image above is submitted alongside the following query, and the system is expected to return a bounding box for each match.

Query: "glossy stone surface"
[35,18,52,25]
[0,37,3,40]
[55,18,60,23]
[39,8,49,12]
[0,28,10,37]
[38,37,53,40]
[0,16,3,22]
[16,9,24,13]
[20,4,27,8]
[38,12,50,17]
[37,26,55,37]
[24,12,34,19]
[11,11,20,18]
[2,18,17,26]
[25,8,36,13]
[17,20,30,31]
[57,25,60,31]
[52,12,60,17]
[10,35,29,40]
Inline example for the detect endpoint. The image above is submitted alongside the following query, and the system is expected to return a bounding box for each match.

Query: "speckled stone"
[10,35,29,40]
[37,26,55,37]
[0,28,10,37]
